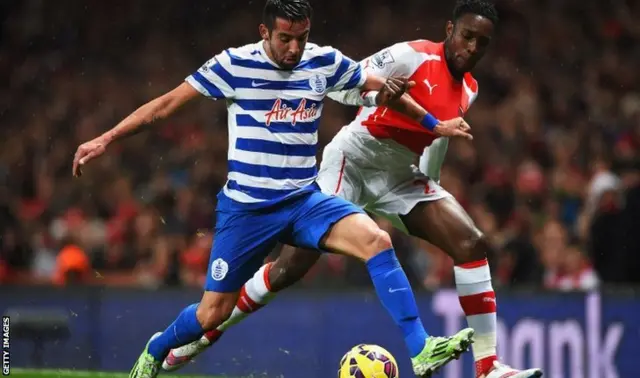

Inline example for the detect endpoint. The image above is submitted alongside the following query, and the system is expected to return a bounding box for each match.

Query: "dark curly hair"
[453,0,499,25]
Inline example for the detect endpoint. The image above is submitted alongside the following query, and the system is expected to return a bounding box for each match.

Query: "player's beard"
[443,39,463,79]
[278,59,298,70]
[264,38,298,70]
[278,53,300,70]
[264,39,293,70]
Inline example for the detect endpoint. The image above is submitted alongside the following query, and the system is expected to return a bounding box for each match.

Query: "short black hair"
[263,0,313,30]
[453,0,499,25]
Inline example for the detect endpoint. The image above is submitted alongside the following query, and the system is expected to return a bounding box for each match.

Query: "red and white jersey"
[349,40,479,154]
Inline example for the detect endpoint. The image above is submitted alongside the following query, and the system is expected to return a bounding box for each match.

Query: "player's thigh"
[206,209,284,293]
[401,195,483,263]
[317,142,364,205]
[289,191,391,261]
[366,165,450,232]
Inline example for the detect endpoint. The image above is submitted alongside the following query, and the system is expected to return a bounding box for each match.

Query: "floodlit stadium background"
[0,0,638,377]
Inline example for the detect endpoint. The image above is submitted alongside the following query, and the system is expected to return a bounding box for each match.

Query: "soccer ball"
[338,344,399,378]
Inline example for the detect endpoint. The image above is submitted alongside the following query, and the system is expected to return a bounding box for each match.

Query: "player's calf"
[403,198,541,376]
[163,267,273,371]
[163,251,319,372]
[195,292,237,331]
[269,246,321,290]
[201,247,318,338]
[147,292,236,362]
[132,291,237,378]
[322,214,437,363]
[323,213,475,375]
[450,236,543,377]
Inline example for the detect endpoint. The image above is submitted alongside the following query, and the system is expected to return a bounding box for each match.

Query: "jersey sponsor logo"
[211,258,229,281]
[371,49,395,68]
[265,98,319,126]
[308,73,327,94]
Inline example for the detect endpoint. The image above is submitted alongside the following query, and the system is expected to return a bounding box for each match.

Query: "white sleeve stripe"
[198,64,235,97]
[185,76,213,98]
[189,72,226,98]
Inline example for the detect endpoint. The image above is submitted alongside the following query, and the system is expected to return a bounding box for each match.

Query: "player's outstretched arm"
[327,43,415,107]
[364,74,415,104]
[326,74,415,107]
[367,81,473,141]
[326,88,374,107]
[72,83,200,177]
[73,49,235,177]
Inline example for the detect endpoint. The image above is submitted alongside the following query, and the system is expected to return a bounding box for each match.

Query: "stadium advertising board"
[0,289,635,377]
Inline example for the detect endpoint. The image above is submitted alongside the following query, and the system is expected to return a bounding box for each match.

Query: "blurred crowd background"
[1,0,639,291]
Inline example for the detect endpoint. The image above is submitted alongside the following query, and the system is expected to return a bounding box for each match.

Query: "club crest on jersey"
[265,98,319,126]
[210,258,228,281]
[308,73,327,94]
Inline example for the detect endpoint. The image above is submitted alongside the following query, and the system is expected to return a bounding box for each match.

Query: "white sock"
[454,258,498,376]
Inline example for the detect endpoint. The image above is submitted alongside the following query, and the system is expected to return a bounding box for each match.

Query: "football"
[338,344,399,378]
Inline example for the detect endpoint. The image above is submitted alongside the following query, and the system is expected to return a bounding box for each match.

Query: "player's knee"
[455,228,489,265]
[472,232,493,258]
[196,293,237,331]
[359,228,393,261]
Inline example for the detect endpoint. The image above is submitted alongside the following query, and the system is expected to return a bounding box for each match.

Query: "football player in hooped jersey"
[72,1,479,377]
[165,1,543,378]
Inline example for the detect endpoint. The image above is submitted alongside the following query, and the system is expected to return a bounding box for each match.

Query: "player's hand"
[433,117,473,140]
[375,77,416,106]
[72,137,109,177]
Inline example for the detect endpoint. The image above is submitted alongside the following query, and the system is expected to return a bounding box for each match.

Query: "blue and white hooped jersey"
[186,41,366,205]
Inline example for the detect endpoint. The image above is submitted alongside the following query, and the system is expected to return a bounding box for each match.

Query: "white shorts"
[317,126,451,234]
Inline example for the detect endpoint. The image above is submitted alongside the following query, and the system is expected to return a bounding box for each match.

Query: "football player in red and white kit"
[164,1,542,377]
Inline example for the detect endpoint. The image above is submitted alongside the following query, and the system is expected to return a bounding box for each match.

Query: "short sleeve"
[185,52,236,99]
[360,42,419,78]
[326,50,367,92]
